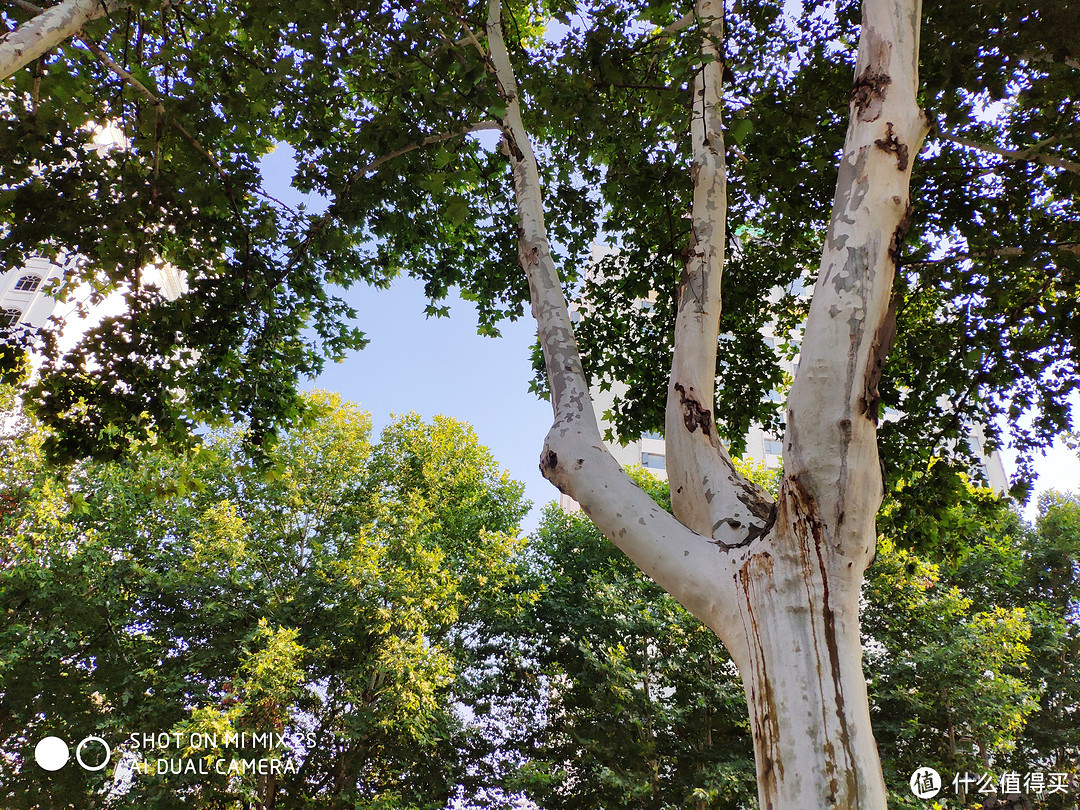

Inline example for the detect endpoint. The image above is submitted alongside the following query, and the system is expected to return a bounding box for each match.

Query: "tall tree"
[2,0,1077,806]
[492,467,1072,810]
[484,470,762,810]
[0,391,529,808]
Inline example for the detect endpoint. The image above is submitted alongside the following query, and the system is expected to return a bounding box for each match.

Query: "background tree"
[871,472,1080,809]
[0,390,529,809]
[2,0,1078,805]
[1011,490,1080,806]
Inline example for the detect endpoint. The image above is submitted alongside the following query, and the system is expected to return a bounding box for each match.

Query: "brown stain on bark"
[738,551,782,809]
[779,476,860,807]
[850,69,891,121]
[858,294,899,423]
[539,449,570,495]
[850,31,892,123]
[887,203,914,267]
[673,382,713,437]
[873,122,909,171]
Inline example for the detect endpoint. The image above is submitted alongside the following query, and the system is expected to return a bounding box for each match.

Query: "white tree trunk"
[728,482,887,809]
[0,0,125,81]
[489,0,929,805]
[733,0,929,806]
[664,0,777,547]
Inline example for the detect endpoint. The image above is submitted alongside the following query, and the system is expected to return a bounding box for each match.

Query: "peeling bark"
[0,0,126,81]
[874,122,910,170]
[859,294,899,422]
[491,0,929,807]
[672,382,713,436]
[664,0,774,546]
[786,0,929,557]
[746,1,929,805]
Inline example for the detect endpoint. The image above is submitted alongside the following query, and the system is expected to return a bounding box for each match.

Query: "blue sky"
[259,146,1078,534]
[261,144,557,529]
[310,275,557,530]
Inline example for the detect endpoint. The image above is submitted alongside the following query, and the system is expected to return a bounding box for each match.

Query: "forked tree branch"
[484,0,752,640]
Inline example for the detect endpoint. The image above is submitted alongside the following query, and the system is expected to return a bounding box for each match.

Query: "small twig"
[252,186,299,217]
[939,132,1080,175]
[450,10,489,63]
[78,33,159,107]
[352,120,501,178]
[30,55,43,113]
[10,0,45,13]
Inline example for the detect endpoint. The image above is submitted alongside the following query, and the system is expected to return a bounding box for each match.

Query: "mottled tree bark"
[0,0,126,81]
[490,0,928,804]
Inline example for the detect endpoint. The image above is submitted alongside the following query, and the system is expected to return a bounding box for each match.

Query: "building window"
[641,452,666,470]
[13,274,41,292]
[763,440,783,456]
[2,307,22,328]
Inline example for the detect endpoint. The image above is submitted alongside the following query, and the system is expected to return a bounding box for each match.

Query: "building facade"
[0,256,66,333]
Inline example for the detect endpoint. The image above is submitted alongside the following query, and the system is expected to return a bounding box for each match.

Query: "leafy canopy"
[0,389,530,808]
[0,0,1077,477]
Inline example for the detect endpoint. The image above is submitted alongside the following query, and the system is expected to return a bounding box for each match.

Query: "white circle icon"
[75,736,111,771]
[34,737,70,771]
[910,766,942,799]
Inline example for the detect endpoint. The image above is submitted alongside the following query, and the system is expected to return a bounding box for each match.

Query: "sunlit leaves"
[0,392,529,807]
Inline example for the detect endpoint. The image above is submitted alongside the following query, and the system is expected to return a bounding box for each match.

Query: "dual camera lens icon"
[34,736,111,772]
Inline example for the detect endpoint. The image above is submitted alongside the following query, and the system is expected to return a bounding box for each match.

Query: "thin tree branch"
[282,120,501,286]
[77,31,157,106]
[903,242,1080,267]
[940,132,1080,175]
[9,0,45,14]
[662,10,695,35]
[449,10,488,63]
[350,121,501,182]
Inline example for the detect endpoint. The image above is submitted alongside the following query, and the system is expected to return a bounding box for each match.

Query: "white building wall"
[0,257,65,330]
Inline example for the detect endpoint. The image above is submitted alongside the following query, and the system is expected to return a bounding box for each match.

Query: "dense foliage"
[0,390,529,808]
[0,0,1076,478]
[869,471,1080,809]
